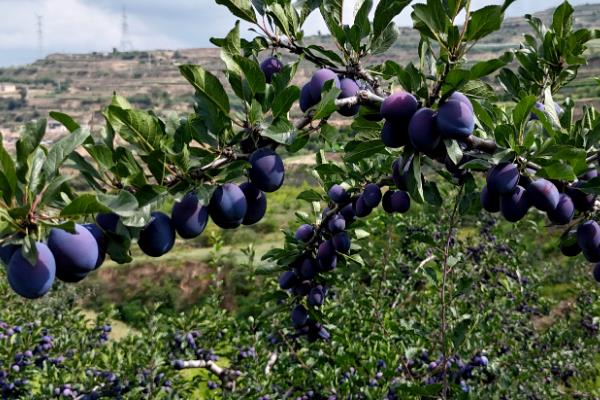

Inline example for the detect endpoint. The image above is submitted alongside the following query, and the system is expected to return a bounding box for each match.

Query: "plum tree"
[408,108,440,153]
[309,69,340,100]
[338,78,360,116]
[7,243,56,299]
[138,212,176,257]
[259,57,283,83]
[248,148,285,193]
[295,224,314,242]
[436,99,474,139]
[500,186,530,222]
[526,179,560,211]
[209,183,248,229]
[547,194,574,225]
[380,91,418,124]
[171,193,209,239]
[48,224,99,283]
[82,224,107,269]
[487,163,520,195]
[239,182,267,225]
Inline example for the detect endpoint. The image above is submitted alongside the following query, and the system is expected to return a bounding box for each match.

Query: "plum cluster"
[2,223,106,299]
[1,145,285,299]
[280,180,413,339]
[380,91,474,154]
[299,69,361,117]
[481,162,600,279]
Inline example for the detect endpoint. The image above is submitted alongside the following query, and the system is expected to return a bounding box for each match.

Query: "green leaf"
[62,190,139,218]
[538,162,576,181]
[412,0,449,42]
[16,119,46,183]
[469,53,513,79]
[297,189,324,202]
[370,22,399,55]
[313,86,342,120]
[320,0,345,45]
[444,140,463,166]
[407,154,425,203]
[0,141,16,205]
[105,106,165,154]
[465,5,504,42]
[512,95,537,133]
[261,118,296,145]
[372,0,411,42]
[49,111,80,133]
[343,140,386,163]
[180,64,231,115]
[233,55,266,95]
[60,194,112,217]
[44,129,90,179]
[451,317,472,349]
[215,0,256,23]
[552,1,573,38]
[272,86,300,119]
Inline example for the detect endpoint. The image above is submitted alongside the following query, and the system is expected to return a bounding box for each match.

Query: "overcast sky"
[0,0,598,67]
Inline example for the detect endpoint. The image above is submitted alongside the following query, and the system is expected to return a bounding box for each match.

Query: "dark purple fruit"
[566,183,595,212]
[408,108,440,153]
[354,196,372,218]
[209,183,248,229]
[49,224,99,282]
[295,224,314,242]
[328,184,349,203]
[437,100,474,139]
[309,69,340,101]
[487,163,520,195]
[171,193,209,239]
[327,215,346,233]
[577,220,600,251]
[332,232,351,253]
[249,148,285,193]
[362,183,382,208]
[260,57,283,83]
[7,243,56,299]
[381,121,408,148]
[279,270,298,290]
[500,186,530,222]
[547,194,574,225]
[138,212,176,257]
[300,83,317,113]
[480,185,500,213]
[338,78,360,117]
[308,286,325,307]
[526,179,560,211]
[380,92,418,124]
[291,304,309,328]
[239,182,267,225]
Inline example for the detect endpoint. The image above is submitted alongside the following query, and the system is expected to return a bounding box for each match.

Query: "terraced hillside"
[0,3,599,145]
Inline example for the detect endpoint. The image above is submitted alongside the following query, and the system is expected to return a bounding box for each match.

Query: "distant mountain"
[0,3,599,144]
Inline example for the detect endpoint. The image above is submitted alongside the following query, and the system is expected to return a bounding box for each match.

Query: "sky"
[0,0,597,67]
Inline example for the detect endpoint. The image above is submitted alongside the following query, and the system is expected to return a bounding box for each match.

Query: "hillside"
[0,3,600,145]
